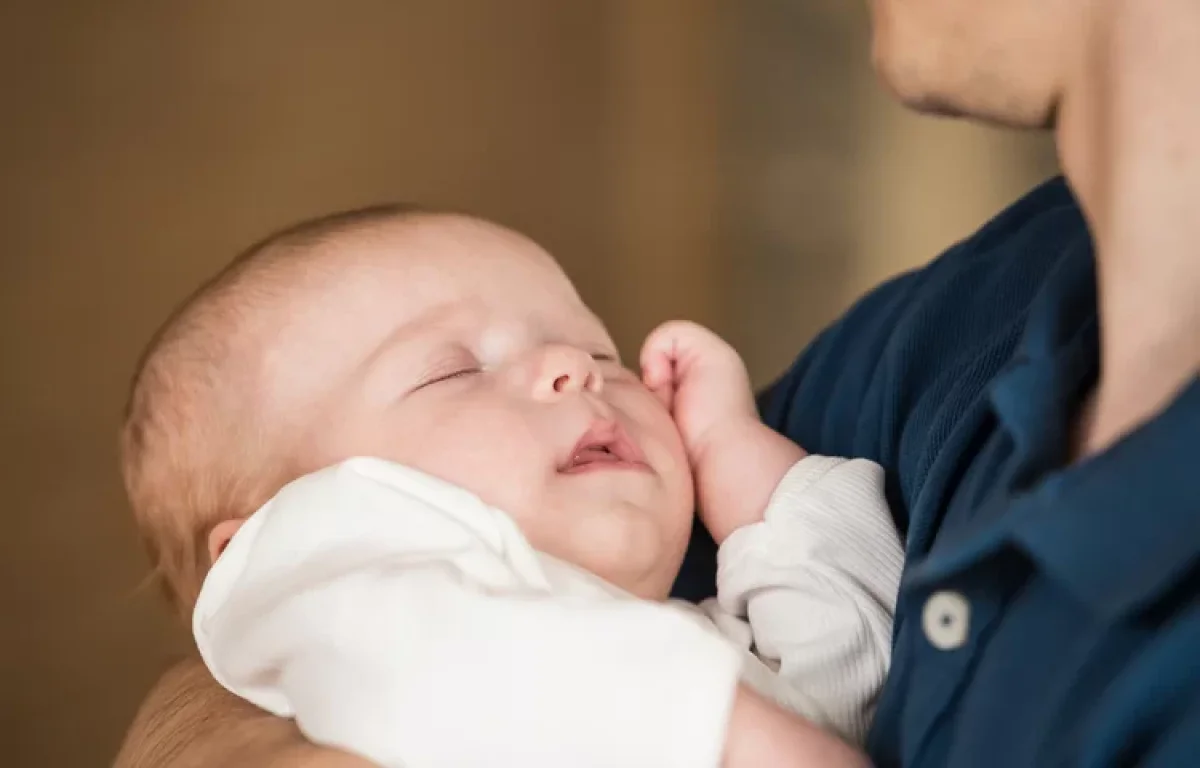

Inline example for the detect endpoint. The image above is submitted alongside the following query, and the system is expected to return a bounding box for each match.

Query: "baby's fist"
[639,320,758,462]
[640,321,805,544]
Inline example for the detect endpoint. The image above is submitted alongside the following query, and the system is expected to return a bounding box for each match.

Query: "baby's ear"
[207,519,246,564]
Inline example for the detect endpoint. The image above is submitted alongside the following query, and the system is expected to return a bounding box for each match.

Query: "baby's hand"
[641,321,805,543]
[640,320,757,452]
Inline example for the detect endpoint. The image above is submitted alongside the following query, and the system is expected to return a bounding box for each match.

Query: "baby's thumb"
[639,333,676,410]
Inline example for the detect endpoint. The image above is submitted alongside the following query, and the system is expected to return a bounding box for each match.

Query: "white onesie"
[194,454,903,768]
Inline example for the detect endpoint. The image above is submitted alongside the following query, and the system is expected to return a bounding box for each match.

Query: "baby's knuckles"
[662,323,757,451]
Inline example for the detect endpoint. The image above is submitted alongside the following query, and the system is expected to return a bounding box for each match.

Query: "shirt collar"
[911,181,1200,620]
[1011,378,1200,619]
[988,224,1099,485]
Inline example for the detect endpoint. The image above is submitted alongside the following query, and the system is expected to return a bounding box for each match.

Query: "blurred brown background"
[0,2,1056,765]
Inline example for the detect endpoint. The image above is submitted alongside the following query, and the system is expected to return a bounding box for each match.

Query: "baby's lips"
[558,417,650,472]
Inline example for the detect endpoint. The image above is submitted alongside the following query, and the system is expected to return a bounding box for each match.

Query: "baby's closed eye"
[422,367,481,387]
[412,351,483,391]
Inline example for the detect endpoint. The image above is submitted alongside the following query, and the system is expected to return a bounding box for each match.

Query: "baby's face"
[267,215,693,599]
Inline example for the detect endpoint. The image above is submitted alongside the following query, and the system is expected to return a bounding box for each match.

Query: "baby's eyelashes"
[414,346,619,391]
[427,368,481,385]
[412,359,484,390]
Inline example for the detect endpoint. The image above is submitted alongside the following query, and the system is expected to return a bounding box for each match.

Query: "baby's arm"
[643,321,903,742]
[198,458,834,768]
[713,456,902,742]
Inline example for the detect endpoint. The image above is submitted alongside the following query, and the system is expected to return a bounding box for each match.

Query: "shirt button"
[922,590,970,650]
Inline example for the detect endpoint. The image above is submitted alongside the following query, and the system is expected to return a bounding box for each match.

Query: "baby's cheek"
[408,408,541,506]
[624,395,690,482]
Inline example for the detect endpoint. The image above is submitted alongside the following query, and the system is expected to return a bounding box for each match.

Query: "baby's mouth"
[560,420,650,474]
[569,444,621,467]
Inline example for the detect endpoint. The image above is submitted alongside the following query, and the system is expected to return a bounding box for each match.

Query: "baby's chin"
[551,501,691,600]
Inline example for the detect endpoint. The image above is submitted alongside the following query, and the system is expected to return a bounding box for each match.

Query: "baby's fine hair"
[120,202,421,617]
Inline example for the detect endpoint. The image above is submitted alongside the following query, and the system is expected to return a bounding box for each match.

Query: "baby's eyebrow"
[362,304,466,374]
[357,330,443,402]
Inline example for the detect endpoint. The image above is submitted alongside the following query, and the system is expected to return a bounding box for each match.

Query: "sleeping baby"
[120,205,902,768]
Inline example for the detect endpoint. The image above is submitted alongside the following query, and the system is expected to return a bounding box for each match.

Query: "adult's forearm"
[722,686,870,768]
[113,656,376,768]
[115,660,867,768]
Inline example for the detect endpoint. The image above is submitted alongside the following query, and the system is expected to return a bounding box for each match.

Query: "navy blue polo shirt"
[673,176,1200,766]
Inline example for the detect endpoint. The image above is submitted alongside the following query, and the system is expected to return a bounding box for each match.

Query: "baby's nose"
[532,344,603,401]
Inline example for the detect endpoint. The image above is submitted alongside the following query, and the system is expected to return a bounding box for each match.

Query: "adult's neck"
[1054,0,1200,459]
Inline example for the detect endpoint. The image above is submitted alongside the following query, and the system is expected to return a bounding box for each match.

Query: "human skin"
[114,0,1200,764]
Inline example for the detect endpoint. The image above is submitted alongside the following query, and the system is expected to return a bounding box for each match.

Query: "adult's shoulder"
[759,176,1090,528]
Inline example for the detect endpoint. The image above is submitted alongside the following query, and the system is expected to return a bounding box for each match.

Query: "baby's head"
[121,207,694,616]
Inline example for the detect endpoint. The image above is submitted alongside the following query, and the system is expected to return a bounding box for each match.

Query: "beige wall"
[0,3,1056,765]
[723,1,1057,379]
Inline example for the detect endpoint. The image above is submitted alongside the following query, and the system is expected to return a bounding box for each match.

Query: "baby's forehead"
[312,214,575,296]
[265,214,608,362]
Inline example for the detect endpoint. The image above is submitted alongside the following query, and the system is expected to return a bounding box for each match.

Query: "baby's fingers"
[639,338,676,411]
